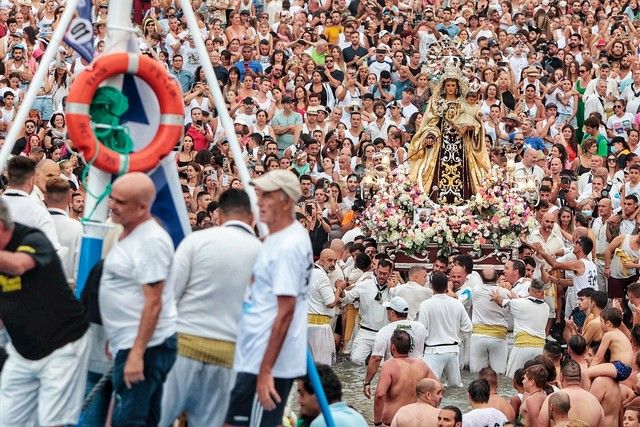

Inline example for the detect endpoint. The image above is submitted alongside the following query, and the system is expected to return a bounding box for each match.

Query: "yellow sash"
[514,332,545,348]
[178,333,235,368]
[473,324,508,339]
[308,314,332,325]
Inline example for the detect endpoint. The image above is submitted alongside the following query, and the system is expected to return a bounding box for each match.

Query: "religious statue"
[408,65,491,205]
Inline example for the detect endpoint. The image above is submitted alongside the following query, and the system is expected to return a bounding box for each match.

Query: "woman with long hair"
[183,67,213,122]
[573,138,597,175]
[557,206,575,243]
[185,162,203,195]
[223,66,242,98]
[481,83,503,119]
[294,85,309,117]
[176,135,197,172]
[560,124,578,162]
[575,61,593,141]
[550,143,569,170]
[43,112,67,158]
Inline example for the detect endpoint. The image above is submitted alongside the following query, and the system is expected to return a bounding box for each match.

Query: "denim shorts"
[32,96,53,121]
[111,334,177,427]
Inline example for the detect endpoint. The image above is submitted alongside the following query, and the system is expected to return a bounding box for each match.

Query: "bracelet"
[374,422,383,426]
[364,381,370,386]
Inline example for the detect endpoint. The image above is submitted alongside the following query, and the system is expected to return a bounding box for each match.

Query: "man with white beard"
[308,249,348,365]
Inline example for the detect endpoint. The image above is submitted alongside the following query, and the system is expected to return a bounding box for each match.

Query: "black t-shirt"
[0,223,88,360]
[342,45,368,64]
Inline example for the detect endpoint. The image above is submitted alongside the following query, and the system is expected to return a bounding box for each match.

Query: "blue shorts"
[111,335,177,427]
[613,360,632,382]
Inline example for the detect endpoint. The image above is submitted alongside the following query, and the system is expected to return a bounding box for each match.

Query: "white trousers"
[0,330,91,427]
[505,346,544,378]
[423,352,463,387]
[308,324,336,366]
[350,328,377,366]
[469,334,508,374]
[159,355,236,427]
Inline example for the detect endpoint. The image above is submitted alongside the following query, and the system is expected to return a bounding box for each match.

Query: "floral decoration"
[359,169,538,256]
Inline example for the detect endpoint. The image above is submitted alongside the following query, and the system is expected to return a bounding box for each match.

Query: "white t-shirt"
[462,407,508,427]
[99,219,177,353]
[234,221,313,378]
[371,319,427,360]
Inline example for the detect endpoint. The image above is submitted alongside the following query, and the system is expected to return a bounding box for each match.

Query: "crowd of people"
[8,0,640,426]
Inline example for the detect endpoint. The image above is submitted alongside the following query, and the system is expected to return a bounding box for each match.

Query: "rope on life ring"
[66,52,184,174]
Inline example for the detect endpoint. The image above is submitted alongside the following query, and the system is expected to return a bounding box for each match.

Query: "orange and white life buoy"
[65,52,184,174]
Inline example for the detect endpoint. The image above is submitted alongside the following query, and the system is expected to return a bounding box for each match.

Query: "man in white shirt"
[417,271,472,387]
[225,170,313,426]
[1,156,61,254]
[515,148,545,184]
[44,177,81,287]
[583,79,608,121]
[29,159,59,207]
[491,279,550,377]
[592,198,613,292]
[584,63,619,116]
[621,68,640,115]
[469,268,511,375]
[341,259,395,365]
[390,265,432,320]
[307,249,347,366]
[159,189,262,427]
[99,172,178,425]
[462,379,508,427]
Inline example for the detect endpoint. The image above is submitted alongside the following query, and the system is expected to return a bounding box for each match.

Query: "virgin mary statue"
[408,65,490,205]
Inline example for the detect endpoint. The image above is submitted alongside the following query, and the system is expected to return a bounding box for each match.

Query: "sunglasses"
[608,158,616,161]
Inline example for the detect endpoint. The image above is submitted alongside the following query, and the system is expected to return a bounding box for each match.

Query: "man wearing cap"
[271,96,302,155]
[234,97,257,128]
[308,249,347,366]
[363,296,431,398]
[224,170,313,427]
[368,46,392,79]
[491,279,550,377]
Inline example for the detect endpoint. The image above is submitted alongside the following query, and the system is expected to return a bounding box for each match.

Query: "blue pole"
[306,350,336,427]
[74,221,111,299]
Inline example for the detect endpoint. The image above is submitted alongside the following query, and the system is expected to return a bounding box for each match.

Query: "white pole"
[0,0,82,174]
[83,0,135,222]
[178,0,267,235]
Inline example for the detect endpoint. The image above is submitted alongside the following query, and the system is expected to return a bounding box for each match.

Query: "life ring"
[65,52,184,174]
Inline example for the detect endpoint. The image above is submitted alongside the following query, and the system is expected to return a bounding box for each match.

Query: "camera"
[305,203,314,215]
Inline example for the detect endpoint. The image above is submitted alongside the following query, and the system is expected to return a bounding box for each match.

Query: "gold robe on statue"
[408,95,491,205]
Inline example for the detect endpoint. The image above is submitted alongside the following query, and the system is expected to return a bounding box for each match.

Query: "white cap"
[251,170,302,201]
[383,297,409,314]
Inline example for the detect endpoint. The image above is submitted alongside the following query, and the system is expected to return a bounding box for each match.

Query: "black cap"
[282,96,293,103]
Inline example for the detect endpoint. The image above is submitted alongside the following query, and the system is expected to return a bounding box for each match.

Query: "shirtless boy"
[586,307,635,386]
[374,330,435,426]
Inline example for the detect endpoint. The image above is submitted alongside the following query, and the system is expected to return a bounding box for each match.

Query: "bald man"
[390,378,443,427]
[308,249,347,365]
[547,391,571,426]
[99,172,178,426]
[32,159,61,206]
